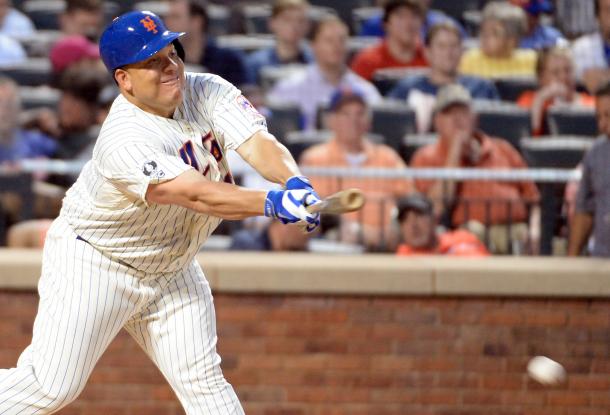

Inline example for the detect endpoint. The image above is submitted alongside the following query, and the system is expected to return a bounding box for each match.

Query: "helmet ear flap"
[173,39,185,62]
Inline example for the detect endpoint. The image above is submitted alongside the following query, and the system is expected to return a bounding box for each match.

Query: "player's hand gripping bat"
[306,188,365,215]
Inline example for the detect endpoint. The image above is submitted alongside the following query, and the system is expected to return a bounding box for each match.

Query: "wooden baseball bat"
[306,188,365,215]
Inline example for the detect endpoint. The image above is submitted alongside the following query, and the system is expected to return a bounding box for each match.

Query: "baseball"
[527,356,566,385]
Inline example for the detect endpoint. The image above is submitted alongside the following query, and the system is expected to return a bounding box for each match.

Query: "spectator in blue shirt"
[512,0,565,50]
[165,0,249,86]
[388,21,499,132]
[0,76,56,163]
[359,0,466,39]
[246,0,314,84]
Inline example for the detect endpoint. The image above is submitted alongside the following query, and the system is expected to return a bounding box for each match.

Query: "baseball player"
[0,10,321,415]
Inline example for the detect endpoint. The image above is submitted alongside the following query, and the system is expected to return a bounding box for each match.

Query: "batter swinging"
[0,10,321,415]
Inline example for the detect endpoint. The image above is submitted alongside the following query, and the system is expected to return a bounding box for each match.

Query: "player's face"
[400,211,435,249]
[426,29,462,75]
[117,44,186,118]
[596,95,610,136]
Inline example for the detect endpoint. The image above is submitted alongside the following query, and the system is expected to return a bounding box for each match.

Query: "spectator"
[396,193,489,256]
[0,76,56,163]
[267,14,380,131]
[0,0,35,37]
[517,46,595,135]
[0,31,24,66]
[351,0,427,81]
[52,66,108,163]
[230,218,311,251]
[459,1,537,79]
[49,35,103,82]
[299,87,413,249]
[358,0,466,39]
[555,0,597,40]
[246,0,313,84]
[511,0,565,50]
[59,0,104,40]
[388,21,499,132]
[571,0,610,93]
[410,84,540,254]
[568,81,610,257]
[165,0,248,86]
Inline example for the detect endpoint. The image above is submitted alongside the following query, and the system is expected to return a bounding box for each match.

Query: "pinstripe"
[0,71,258,414]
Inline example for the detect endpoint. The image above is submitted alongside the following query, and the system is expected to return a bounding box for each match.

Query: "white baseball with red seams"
[527,356,567,385]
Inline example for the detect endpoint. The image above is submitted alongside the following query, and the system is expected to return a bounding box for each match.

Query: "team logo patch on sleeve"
[236,95,266,127]
[142,160,165,179]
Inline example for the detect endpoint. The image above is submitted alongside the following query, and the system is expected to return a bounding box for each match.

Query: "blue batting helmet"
[99,10,185,73]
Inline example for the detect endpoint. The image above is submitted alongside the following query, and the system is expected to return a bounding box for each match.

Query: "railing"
[0,161,579,255]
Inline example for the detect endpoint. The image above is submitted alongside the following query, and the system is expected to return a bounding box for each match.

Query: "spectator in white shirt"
[572,0,610,93]
[267,14,381,130]
[0,0,35,37]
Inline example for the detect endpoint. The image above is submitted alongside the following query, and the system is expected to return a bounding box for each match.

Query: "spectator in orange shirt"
[396,193,489,256]
[300,87,414,250]
[350,0,427,81]
[410,84,540,254]
[517,46,595,136]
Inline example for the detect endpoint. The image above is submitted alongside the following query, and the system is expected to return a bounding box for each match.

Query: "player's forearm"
[237,131,301,185]
[568,212,593,256]
[187,180,267,219]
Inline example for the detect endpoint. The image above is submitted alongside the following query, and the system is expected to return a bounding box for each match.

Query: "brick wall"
[0,290,609,415]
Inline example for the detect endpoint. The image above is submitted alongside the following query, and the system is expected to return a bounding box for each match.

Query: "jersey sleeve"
[195,75,268,151]
[96,139,192,205]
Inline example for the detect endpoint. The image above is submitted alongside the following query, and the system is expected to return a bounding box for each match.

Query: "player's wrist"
[286,175,313,191]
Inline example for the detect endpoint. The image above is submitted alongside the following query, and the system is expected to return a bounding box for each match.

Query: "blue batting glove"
[264,189,321,232]
[286,175,314,192]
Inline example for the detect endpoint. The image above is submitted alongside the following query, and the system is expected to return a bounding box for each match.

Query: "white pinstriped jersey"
[59,72,267,274]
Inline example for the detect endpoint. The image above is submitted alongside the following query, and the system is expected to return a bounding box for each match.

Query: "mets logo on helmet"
[140,16,158,34]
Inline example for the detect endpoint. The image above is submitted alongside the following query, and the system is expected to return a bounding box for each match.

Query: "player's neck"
[122,92,176,118]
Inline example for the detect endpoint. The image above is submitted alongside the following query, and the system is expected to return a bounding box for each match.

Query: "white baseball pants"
[0,218,244,415]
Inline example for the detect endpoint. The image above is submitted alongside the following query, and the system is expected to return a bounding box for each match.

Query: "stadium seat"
[519,135,593,169]
[475,101,531,151]
[308,0,374,33]
[493,76,537,102]
[23,0,64,30]
[24,0,119,30]
[351,6,381,34]
[546,106,598,137]
[430,0,480,23]
[14,30,62,58]
[266,101,303,142]
[284,130,331,162]
[259,64,306,91]
[216,35,274,54]
[1,58,52,86]
[19,86,60,110]
[400,133,437,164]
[242,4,271,34]
[371,99,416,153]
[372,67,429,96]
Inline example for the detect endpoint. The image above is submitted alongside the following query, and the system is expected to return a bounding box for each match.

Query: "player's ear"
[114,68,132,92]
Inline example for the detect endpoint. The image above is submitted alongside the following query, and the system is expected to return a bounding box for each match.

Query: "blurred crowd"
[0,0,608,258]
